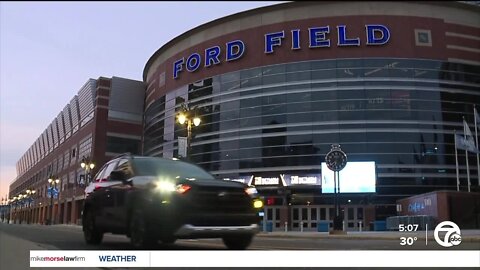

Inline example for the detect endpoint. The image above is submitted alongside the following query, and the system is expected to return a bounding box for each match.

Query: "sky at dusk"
[0,1,286,199]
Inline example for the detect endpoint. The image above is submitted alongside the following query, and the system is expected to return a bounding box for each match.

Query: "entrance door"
[289,206,364,231]
[344,206,364,231]
[291,206,319,231]
[263,206,281,231]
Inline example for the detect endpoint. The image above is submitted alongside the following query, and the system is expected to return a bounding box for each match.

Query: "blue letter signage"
[366,24,390,45]
[172,24,390,79]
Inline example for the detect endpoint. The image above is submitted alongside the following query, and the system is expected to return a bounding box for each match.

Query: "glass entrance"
[263,206,281,231]
[290,205,365,231]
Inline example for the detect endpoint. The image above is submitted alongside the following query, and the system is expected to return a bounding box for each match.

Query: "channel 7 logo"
[434,221,462,247]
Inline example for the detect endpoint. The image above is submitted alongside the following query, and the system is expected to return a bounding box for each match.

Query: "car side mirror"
[110,170,128,183]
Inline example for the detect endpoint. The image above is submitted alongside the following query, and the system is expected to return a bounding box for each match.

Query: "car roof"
[112,154,198,166]
[112,153,179,161]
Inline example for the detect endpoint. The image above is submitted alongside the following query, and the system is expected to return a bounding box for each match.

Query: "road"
[1,223,479,251]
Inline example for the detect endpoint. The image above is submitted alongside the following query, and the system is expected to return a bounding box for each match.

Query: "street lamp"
[177,103,201,159]
[80,156,95,185]
[47,176,60,225]
[0,198,7,223]
[25,189,36,223]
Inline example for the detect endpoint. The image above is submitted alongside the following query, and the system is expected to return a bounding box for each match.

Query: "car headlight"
[155,181,176,193]
[253,199,263,209]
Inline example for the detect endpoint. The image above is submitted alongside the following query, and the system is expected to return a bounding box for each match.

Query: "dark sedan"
[82,154,263,249]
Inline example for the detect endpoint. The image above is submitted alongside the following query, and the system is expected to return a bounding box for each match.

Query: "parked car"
[82,153,262,249]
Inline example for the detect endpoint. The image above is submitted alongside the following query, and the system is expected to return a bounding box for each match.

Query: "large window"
[143,58,480,202]
[106,136,140,154]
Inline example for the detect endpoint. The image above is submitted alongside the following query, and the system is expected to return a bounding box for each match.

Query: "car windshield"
[133,157,215,180]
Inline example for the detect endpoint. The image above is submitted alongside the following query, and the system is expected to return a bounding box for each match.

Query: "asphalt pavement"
[4,222,480,241]
[51,223,480,242]
[257,229,480,242]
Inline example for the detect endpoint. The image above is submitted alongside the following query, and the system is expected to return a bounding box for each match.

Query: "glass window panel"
[293,208,299,220]
[262,94,286,106]
[302,208,308,220]
[311,69,336,80]
[287,92,312,104]
[311,208,317,220]
[311,60,336,70]
[286,71,311,82]
[348,208,354,220]
[287,112,313,123]
[337,67,364,79]
[220,71,240,83]
[329,208,335,220]
[363,58,391,68]
[240,76,262,88]
[320,208,326,220]
[287,61,311,72]
[263,64,286,76]
[311,90,337,102]
[357,208,364,219]
[263,73,286,85]
[262,114,287,125]
[336,59,362,68]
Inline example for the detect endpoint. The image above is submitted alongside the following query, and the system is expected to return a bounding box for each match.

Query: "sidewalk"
[0,231,46,270]
[0,230,102,270]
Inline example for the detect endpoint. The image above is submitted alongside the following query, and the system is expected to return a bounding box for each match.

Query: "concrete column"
[71,199,77,225]
[65,201,70,224]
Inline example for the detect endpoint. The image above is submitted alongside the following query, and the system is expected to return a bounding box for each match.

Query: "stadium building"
[142,1,480,230]
[7,1,479,231]
[8,77,144,225]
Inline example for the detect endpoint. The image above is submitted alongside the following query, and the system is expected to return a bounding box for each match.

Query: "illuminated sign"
[224,174,321,186]
[281,174,321,185]
[223,175,253,184]
[172,24,390,79]
[321,161,376,193]
[254,176,280,186]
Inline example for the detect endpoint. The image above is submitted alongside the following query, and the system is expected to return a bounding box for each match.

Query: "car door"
[97,160,121,228]
[108,158,134,231]
[86,165,108,227]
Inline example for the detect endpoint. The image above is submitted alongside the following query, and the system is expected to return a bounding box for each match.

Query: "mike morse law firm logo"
[434,221,462,247]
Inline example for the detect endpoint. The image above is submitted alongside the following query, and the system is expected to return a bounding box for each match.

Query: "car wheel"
[222,234,253,250]
[83,210,103,245]
[159,235,177,244]
[130,209,157,249]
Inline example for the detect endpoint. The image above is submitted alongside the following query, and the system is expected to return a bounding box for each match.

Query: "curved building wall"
[143,2,480,205]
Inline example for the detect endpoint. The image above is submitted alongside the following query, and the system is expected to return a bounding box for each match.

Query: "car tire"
[222,234,253,250]
[159,235,177,244]
[130,209,157,249]
[83,210,103,245]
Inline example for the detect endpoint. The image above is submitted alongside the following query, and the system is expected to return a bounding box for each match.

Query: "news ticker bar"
[30,250,480,268]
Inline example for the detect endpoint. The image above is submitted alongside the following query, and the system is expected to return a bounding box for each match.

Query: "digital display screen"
[321,161,376,193]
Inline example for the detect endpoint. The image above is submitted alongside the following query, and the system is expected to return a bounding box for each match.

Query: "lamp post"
[10,196,17,224]
[0,198,6,223]
[47,176,60,225]
[25,189,36,224]
[80,156,95,185]
[17,194,26,223]
[177,103,201,160]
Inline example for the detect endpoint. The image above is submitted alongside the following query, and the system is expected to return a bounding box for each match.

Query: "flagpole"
[463,117,471,192]
[474,106,479,186]
[454,129,460,192]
